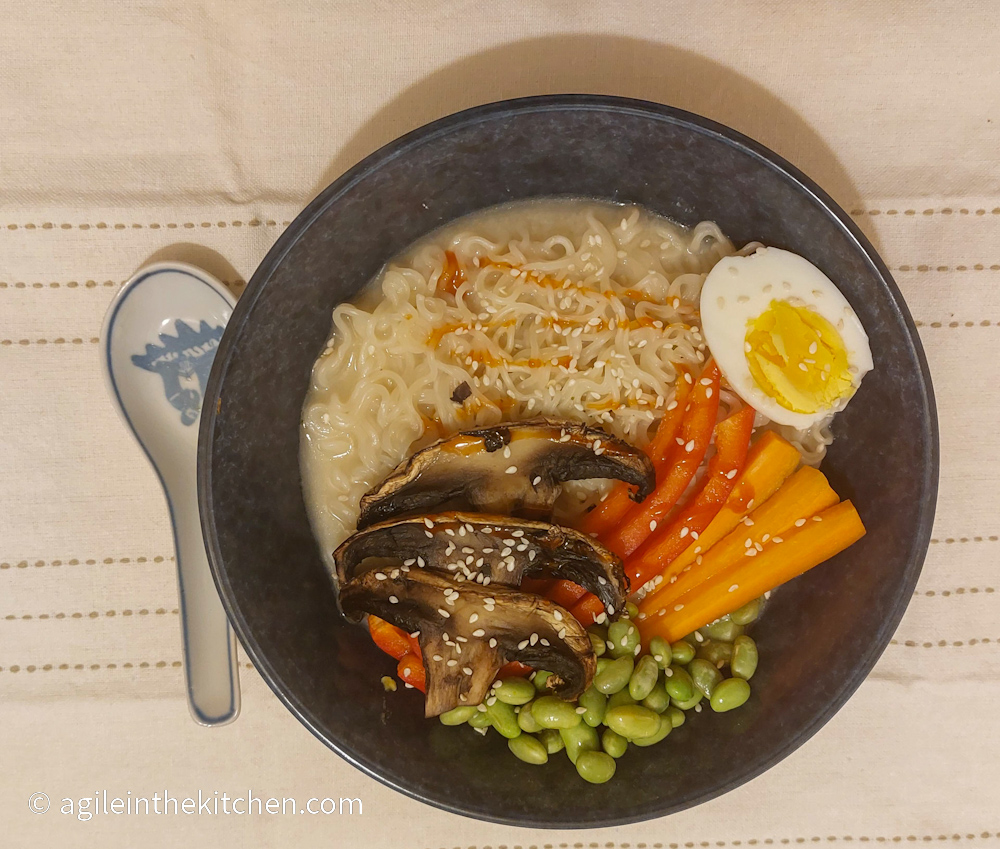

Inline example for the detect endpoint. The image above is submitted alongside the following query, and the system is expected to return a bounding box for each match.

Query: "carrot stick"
[637,500,866,644]
[637,465,840,617]
[580,372,691,536]
[546,579,588,609]
[397,654,427,692]
[627,406,755,589]
[569,592,608,626]
[601,361,721,558]
[497,661,533,679]
[668,431,802,574]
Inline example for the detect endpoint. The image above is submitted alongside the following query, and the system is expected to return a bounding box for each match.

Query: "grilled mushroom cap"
[334,511,627,615]
[340,568,595,717]
[356,419,654,530]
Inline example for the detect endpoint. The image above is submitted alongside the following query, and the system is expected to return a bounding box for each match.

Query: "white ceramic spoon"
[101,262,240,725]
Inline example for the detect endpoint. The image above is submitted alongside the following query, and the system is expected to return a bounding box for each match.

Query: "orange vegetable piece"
[569,592,607,626]
[546,579,588,609]
[637,500,866,644]
[497,661,533,679]
[369,615,414,660]
[627,405,755,588]
[397,654,427,692]
[601,361,721,558]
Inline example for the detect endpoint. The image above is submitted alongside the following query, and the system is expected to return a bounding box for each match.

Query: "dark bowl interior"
[198,96,937,827]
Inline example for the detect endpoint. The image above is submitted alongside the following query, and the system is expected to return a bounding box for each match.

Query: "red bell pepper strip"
[369,615,414,660]
[397,654,427,692]
[600,361,721,559]
[626,404,756,588]
[580,371,692,537]
[497,661,533,679]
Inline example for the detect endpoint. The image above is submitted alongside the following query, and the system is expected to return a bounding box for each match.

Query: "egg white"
[700,247,873,428]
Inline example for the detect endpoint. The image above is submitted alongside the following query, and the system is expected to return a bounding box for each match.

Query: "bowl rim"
[198,93,939,827]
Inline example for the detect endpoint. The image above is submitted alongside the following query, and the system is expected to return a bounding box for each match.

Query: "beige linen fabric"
[2,2,998,846]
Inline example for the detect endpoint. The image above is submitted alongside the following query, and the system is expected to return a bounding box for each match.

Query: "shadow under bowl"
[198,95,938,827]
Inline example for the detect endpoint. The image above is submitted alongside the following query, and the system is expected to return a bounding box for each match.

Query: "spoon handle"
[171,468,241,725]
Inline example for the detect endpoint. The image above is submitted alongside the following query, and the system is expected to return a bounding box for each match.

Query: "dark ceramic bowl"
[198,95,937,827]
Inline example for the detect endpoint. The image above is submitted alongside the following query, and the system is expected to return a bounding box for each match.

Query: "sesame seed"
[417,556,425,567]
[532,475,542,486]
[374,572,387,580]
[607,605,615,616]
[505,465,518,474]
[761,534,770,542]
[447,659,458,667]
[518,640,529,650]
[463,667,474,676]
[794,518,807,527]
[799,362,809,372]
[743,517,754,527]
[813,516,823,522]
[558,628,567,639]
[667,400,678,411]
[706,388,713,398]
[685,440,695,452]
[530,633,539,646]
[403,559,416,566]
[680,526,689,538]
[576,706,588,715]
[489,638,498,648]
[472,628,486,637]
[553,610,563,621]
[423,517,434,529]
[649,520,657,533]
[432,654,443,661]
[676,437,685,446]
[773,537,783,544]
[695,703,702,713]
[694,632,704,643]
[729,584,739,592]
[696,555,703,565]
[684,373,693,384]
[438,608,451,618]
[595,613,607,625]
[754,542,763,552]
[389,595,399,604]
[674,604,684,612]
[745,548,757,557]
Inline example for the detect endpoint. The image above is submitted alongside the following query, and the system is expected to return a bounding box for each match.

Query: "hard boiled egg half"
[700,247,873,428]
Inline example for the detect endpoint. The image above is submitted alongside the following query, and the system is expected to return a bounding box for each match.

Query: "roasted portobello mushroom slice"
[334,511,627,616]
[340,568,595,717]
[356,419,654,529]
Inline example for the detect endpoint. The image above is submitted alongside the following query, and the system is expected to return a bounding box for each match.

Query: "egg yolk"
[744,300,853,414]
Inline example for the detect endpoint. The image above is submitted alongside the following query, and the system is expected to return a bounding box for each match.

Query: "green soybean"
[508,734,548,765]
[593,655,634,694]
[517,702,543,733]
[664,665,694,701]
[630,714,672,747]
[641,682,671,714]
[537,728,565,754]
[697,639,734,667]
[589,632,607,657]
[486,700,522,739]
[649,635,673,669]
[494,677,536,705]
[560,722,600,764]
[710,677,751,712]
[532,670,554,692]
[628,655,660,701]
[607,620,641,658]
[595,657,614,676]
[439,706,478,726]
[730,597,761,626]
[731,635,759,680]
[601,728,628,758]
[468,708,493,729]
[700,616,745,642]
[606,689,637,710]
[588,623,609,642]
[666,706,686,727]
[689,658,724,699]
[531,696,582,729]
[670,690,703,711]
[625,601,640,619]
[670,639,695,665]
[578,686,607,727]
[605,704,661,740]
[575,750,617,784]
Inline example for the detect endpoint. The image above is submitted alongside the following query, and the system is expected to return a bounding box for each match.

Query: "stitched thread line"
[0,556,174,570]
[0,279,246,290]
[421,837,1000,849]
[3,608,179,621]
[0,661,257,672]
[3,219,290,232]
[851,207,1000,216]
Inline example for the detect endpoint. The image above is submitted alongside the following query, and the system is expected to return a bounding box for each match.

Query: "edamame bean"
[607,689,637,710]
[439,706,479,726]
[494,677,536,705]
[688,658,724,698]
[486,700,522,739]
[560,722,600,764]
[670,639,695,665]
[589,632,607,657]
[588,623,608,642]
[730,597,761,626]
[601,728,628,758]
[666,706,686,727]
[575,750,617,784]
[595,657,613,676]
[697,639,734,667]
[664,664,694,701]
[710,677,751,712]
[593,655,634,694]
[630,714,672,747]
[700,616,745,642]
[508,734,548,765]
[532,670,554,692]
[531,695,583,729]
[537,728,565,754]
[649,635,673,669]
[607,620,641,658]
[670,690,703,711]
[628,655,660,701]
[731,635,759,680]
[578,686,607,727]
[468,708,493,729]
[641,682,671,714]
[625,601,640,619]
[517,702,543,733]
[605,704,661,740]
